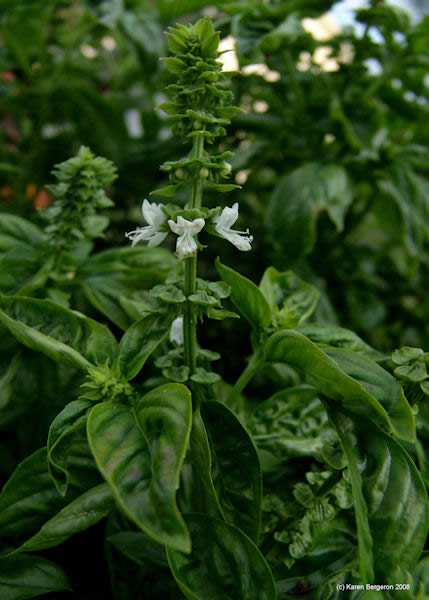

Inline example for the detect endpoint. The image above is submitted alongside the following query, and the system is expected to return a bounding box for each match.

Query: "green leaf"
[202,401,262,543]
[16,484,113,553]
[150,183,183,197]
[298,323,385,361]
[328,408,429,584]
[395,361,428,383]
[80,246,175,289]
[119,313,173,380]
[206,307,240,320]
[190,368,220,384]
[48,399,93,496]
[0,246,55,296]
[377,167,429,259]
[87,383,192,552]
[0,352,21,426]
[267,163,353,265]
[0,449,67,538]
[161,56,188,74]
[0,554,71,599]
[206,182,241,192]
[151,284,186,303]
[216,258,271,330]
[182,407,225,517]
[82,278,132,330]
[392,346,424,365]
[264,330,415,442]
[81,214,109,238]
[0,215,42,252]
[163,365,190,382]
[0,296,118,369]
[259,267,319,328]
[189,290,218,306]
[166,514,277,600]
[108,531,167,567]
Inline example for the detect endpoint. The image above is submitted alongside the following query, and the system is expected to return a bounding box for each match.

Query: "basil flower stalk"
[168,216,205,260]
[213,203,253,251]
[125,199,168,247]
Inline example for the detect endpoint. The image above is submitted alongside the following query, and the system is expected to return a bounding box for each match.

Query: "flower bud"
[193,120,202,130]
[199,167,210,179]
[220,161,232,177]
[175,168,185,179]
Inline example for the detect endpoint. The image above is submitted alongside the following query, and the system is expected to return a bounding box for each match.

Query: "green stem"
[184,256,197,374]
[183,134,204,379]
[227,349,265,412]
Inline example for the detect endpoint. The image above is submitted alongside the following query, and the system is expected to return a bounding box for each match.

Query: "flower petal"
[142,199,166,227]
[214,202,239,230]
[170,317,184,345]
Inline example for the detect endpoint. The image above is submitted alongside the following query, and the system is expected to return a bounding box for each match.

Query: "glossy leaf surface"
[0,296,117,369]
[0,554,71,600]
[82,278,132,331]
[87,383,192,552]
[201,401,262,542]
[119,313,173,380]
[47,398,93,496]
[264,329,414,441]
[167,514,277,600]
[259,267,319,328]
[0,448,67,538]
[0,215,42,251]
[16,484,114,553]
[329,408,429,583]
[216,258,271,330]
[298,323,385,361]
[267,162,352,265]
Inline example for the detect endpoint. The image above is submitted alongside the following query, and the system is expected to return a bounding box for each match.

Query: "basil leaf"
[328,408,429,584]
[298,323,385,362]
[0,296,118,369]
[108,531,168,568]
[80,246,175,289]
[0,554,71,599]
[0,449,67,539]
[264,329,415,442]
[166,514,277,600]
[259,267,319,328]
[16,484,114,553]
[0,215,42,252]
[119,313,173,380]
[216,258,271,330]
[87,383,192,552]
[268,162,352,265]
[202,401,262,543]
[82,278,133,331]
[47,399,94,496]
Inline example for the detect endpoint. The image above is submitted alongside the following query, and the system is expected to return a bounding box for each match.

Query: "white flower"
[125,199,168,247]
[170,317,184,345]
[212,203,253,251]
[168,216,205,259]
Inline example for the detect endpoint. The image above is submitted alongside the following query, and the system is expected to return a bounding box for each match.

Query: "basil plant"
[0,17,428,600]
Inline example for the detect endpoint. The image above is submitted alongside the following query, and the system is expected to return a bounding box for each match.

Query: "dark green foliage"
[0,4,429,600]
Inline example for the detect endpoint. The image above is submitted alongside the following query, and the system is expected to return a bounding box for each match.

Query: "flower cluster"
[41,146,117,249]
[125,199,252,259]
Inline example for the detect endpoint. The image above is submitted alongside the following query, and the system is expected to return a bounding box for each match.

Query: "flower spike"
[213,203,253,251]
[168,216,205,259]
[125,199,168,247]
